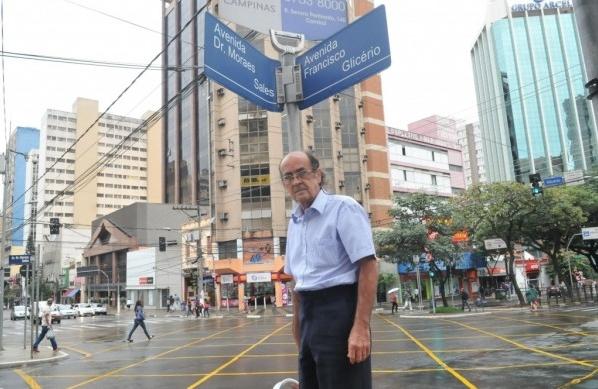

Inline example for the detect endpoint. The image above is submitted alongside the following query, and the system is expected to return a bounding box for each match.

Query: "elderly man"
[281,150,378,389]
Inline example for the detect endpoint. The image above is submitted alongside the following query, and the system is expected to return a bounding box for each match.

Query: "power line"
[0,50,162,70]
[5,1,211,218]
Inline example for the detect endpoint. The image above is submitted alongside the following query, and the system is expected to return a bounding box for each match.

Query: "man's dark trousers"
[298,283,371,389]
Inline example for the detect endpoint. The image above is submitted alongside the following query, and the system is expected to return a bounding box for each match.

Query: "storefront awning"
[63,288,80,298]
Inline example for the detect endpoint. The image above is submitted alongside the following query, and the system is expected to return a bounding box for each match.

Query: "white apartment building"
[35,98,148,284]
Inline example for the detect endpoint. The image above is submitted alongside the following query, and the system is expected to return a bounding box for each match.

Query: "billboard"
[243,238,274,264]
[127,247,156,290]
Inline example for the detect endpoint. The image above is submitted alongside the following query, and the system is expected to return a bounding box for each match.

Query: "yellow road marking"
[187,322,291,388]
[496,316,597,337]
[439,318,596,368]
[66,323,249,389]
[14,369,42,389]
[558,368,598,388]
[61,345,92,358]
[378,315,477,389]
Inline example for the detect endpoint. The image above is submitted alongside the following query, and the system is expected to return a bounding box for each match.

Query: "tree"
[453,182,538,306]
[520,185,587,286]
[375,193,463,307]
[565,173,598,273]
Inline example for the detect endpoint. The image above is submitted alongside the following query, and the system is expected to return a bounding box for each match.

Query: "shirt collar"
[292,189,328,222]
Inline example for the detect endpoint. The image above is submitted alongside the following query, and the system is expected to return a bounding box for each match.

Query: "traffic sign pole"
[0,151,11,351]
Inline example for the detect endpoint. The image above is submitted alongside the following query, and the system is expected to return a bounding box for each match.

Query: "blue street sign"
[204,12,282,112]
[297,5,391,110]
[281,0,348,41]
[9,255,31,265]
[543,176,565,188]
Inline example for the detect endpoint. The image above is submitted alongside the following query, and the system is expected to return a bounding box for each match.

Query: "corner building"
[471,0,598,183]
[162,0,391,309]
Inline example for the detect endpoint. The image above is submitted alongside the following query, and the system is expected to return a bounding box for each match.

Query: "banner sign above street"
[8,255,31,265]
[297,5,391,110]
[204,12,282,112]
[484,238,507,251]
[76,265,99,277]
[218,0,348,41]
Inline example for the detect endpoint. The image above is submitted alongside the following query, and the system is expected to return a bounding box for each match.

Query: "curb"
[0,351,68,369]
[399,311,492,319]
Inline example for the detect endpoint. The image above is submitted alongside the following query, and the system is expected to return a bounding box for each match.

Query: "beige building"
[164,0,391,310]
[36,98,160,288]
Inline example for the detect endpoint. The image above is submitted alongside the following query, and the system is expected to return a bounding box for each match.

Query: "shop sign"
[139,277,154,285]
[525,260,540,272]
[221,274,234,284]
[247,272,272,283]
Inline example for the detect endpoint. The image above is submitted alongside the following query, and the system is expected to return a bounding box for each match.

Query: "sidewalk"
[133,305,294,319]
[0,346,68,369]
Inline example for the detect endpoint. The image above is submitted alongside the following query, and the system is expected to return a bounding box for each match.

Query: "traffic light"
[529,173,543,197]
[49,217,60,235]
[159,237,166,252]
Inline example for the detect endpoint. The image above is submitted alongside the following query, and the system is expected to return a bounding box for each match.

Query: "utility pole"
[173,205,203,300]
[0,151,10,350]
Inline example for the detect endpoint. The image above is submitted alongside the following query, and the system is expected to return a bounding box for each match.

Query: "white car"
[74,303,95,317]
[90,303,107,315]
[58,304,77,319]
[10,305,28,320]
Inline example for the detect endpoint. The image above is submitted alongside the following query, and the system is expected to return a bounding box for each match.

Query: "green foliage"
[433,306,462,314]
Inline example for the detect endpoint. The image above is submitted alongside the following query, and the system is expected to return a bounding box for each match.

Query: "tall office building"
[162,0,391,307]
[471,0,598,183]
[36,98,149,282]
[6,126,40,248]
[457,122,487,187]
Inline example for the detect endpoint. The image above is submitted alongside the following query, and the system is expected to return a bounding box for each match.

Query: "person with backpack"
[126,300,154,342]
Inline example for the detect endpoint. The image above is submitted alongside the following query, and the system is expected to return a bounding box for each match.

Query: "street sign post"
[218,0,348,41]
[582,227,598,240]
[543,176,565,188]
[9,254,31,265]
[297,5,391,109]
[204,12,282,112]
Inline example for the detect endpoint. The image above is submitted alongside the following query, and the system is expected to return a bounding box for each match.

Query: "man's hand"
[347,323,370,364]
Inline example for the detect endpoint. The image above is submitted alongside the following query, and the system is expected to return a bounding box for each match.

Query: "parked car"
[58,304,77,319]
[74,303,95,317]
[10,305,28,320]
[90,303,107,315]
[33,303,62,324]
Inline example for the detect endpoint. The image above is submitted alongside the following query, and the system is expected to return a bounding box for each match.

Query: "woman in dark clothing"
[126,300,154,342]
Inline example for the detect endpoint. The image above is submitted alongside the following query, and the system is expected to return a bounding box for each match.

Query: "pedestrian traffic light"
[49,217,60,235]
[529,173,543,197]
[159,237,166,252]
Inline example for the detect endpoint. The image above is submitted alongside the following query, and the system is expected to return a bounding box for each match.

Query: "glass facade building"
[471,3,598,183]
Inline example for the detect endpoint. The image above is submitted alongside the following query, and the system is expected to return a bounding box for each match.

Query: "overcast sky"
[0,0,489,152]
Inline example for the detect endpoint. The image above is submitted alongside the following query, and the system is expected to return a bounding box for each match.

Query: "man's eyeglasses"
[281,169,315,183]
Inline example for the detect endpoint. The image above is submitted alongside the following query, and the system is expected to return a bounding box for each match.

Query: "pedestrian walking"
[460,288,471,312]
[126,300,154,342]
[32,298,59,353]
[203,299,210,318]
[526,287,539,311]
[402,289,413,311]
[187,300,192,317]
[389,292,398,314]
[281,151,378,389]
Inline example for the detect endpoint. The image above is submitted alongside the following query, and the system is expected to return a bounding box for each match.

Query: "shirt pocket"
[312,237,338,269]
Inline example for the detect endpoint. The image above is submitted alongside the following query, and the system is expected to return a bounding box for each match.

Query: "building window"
[218,240,237,259]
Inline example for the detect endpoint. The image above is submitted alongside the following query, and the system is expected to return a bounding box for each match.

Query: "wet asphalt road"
[0,305,596,388]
